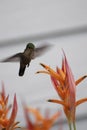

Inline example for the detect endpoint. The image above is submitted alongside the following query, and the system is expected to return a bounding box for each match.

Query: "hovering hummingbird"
[1,43,52,76]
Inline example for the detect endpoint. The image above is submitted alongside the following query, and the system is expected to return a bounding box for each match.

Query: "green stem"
[68,121,72,130]
[73,122,76,130]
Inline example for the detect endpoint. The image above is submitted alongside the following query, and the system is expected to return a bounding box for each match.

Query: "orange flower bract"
[0,82,20,130]
[24,106,61,130]
[37,52,87,130]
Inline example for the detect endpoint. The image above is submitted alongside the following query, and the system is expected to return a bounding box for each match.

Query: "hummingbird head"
[26,43,35,49]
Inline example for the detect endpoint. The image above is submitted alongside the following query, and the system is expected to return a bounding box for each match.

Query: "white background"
[0,0,87,129]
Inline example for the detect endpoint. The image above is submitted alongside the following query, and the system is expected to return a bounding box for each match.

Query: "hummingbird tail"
[19,65,26,76]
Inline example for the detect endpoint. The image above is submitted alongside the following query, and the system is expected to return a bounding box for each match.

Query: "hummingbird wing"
[0,53,23,62]
[34,44,52,58]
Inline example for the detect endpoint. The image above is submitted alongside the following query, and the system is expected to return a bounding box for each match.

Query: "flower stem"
[73,122,76,130]
[68,121,72,130]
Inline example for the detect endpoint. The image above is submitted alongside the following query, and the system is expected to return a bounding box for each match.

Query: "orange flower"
[0,82,20,130]
[24,106,61,130]
[36,52,87,130]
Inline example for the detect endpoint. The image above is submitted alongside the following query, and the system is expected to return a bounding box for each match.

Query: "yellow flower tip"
[35,71,40,74]
[83,75,87,78]
[40,63,46,68]
[47,99,52,102]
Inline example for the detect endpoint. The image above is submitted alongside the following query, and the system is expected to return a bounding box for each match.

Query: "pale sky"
[0,0,87,129]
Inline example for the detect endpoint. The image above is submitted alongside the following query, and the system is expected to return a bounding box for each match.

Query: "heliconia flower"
[24,106,61,130]
[0,82,20,130]
[36,52,87,130]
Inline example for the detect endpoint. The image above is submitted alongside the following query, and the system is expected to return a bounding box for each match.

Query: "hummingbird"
[1,43,52,76]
